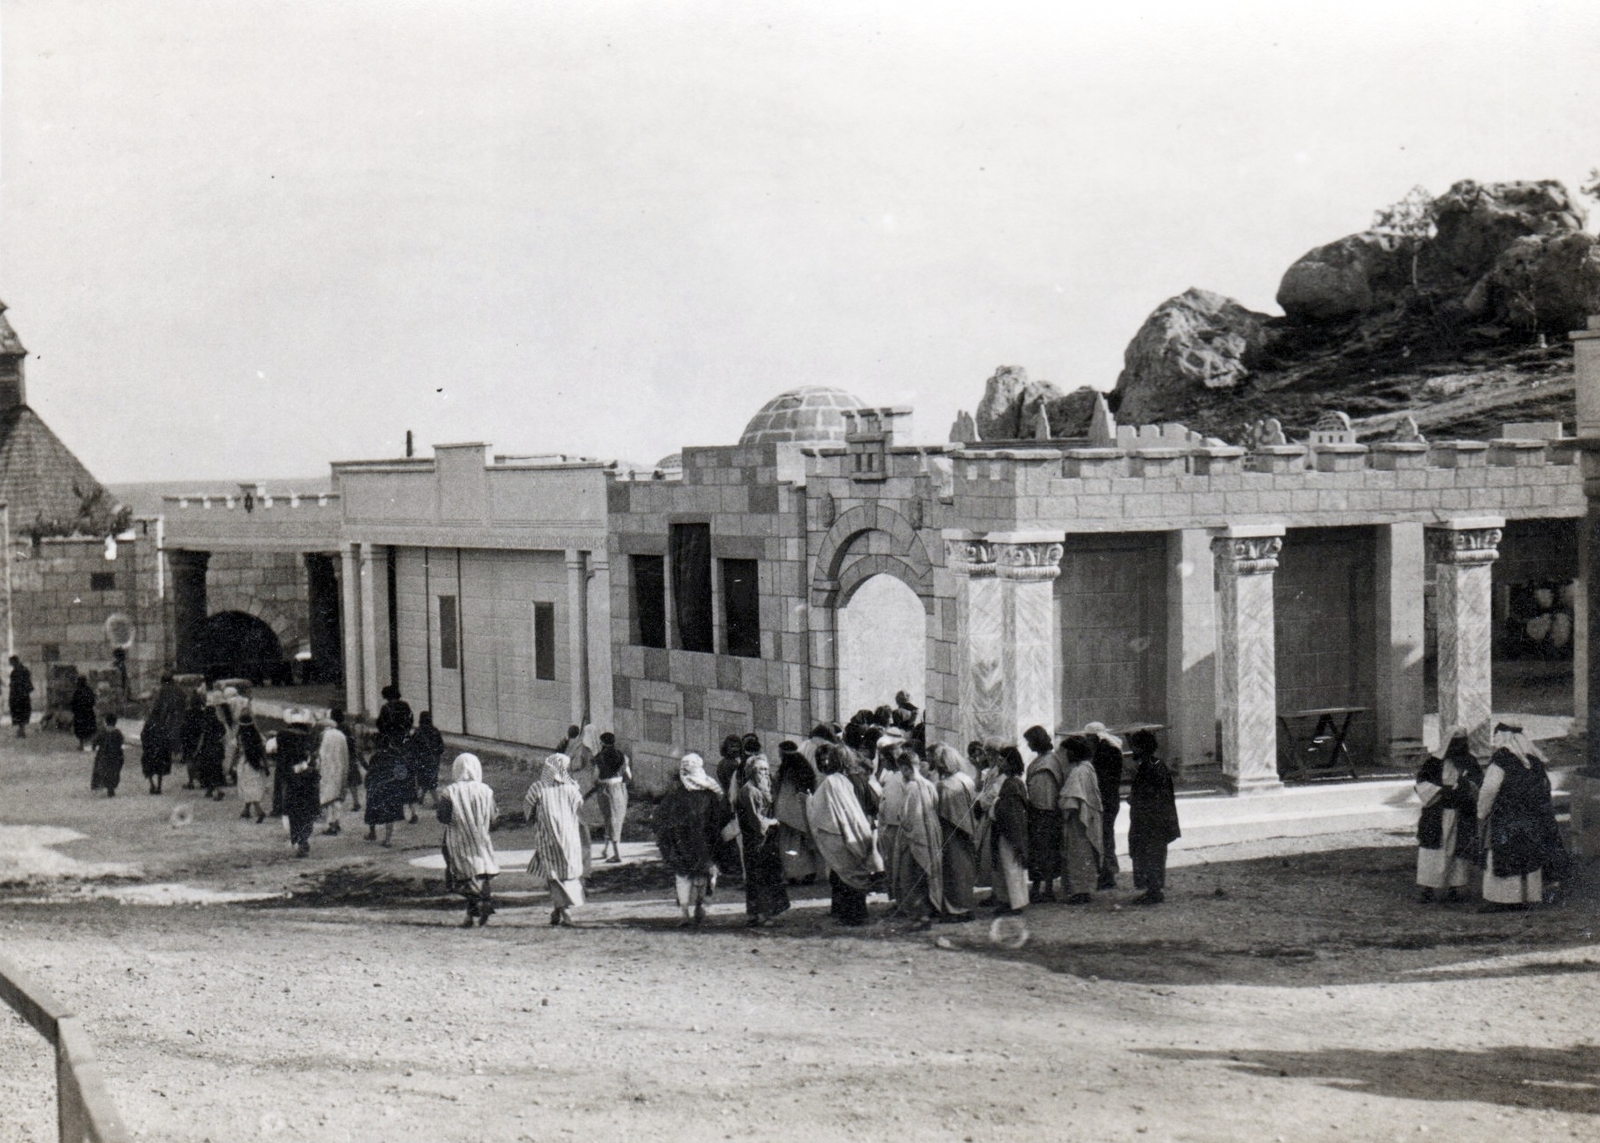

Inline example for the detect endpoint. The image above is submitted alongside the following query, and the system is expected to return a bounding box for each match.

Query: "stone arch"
[811,503,934,610]
[203,587,304,651]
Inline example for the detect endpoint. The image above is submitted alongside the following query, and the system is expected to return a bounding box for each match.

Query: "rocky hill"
[968,180,1599,444]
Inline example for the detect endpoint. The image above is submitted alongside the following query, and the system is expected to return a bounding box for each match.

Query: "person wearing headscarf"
[1477,723,1565,909]
[525,752,586,926]
[70,676,98,752]
[774,738,823,883]
[317,709,351,836]
[89,713,124,796]
[888,748,945,924]
[1083,722,1125,890]
[1126,729,1180,905]
[876,741,910,902]
[1414,727,1482,903]
[141,672,186,795]
[1058,735,1103,904]
[234,711,269,823]
[931,743,977,921]
[220,686,247,784]
[363,731,410,847]
[193,693,231,800]
[988,746,1031,914]
[180,686,209,791]
[403,711,445,809]
[656,753,732,925]
[807,744,878,926]
[1023,725,1063,902]
[440,753,500,927]
[594,732,633,863]
[736,753,791,927]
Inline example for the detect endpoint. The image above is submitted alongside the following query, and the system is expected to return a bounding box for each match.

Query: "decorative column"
[1575,314,1600,763]
[340,545,362,715]
[565,550,589,727]
[359,542,380,716]
[944,532,1003,745]
[993,532,1063,748]
[1212,525,1284,794]
[1374,522,1427,765]
[586,552,614,735]
[1165,529,1217,773]
[1426,517,1503,756]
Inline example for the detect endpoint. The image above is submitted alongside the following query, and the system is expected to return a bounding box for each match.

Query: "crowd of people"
[1413,721,1570,910]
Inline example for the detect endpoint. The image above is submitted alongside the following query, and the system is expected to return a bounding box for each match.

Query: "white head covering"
[1490,723,1544,766]
[1081,721,1124,750]
[452,752,483,783]
[284,707,313,727]
[538,752,575,786]
[678,752,723,793]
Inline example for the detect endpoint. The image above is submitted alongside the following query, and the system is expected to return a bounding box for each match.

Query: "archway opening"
[195,611,289,685]
[837,573,926,720]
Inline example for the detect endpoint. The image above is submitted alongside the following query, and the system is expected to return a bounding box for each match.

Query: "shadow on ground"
[1138,1043,1600,1116]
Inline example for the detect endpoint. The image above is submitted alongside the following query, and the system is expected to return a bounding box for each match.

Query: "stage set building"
[158,341,1596,792]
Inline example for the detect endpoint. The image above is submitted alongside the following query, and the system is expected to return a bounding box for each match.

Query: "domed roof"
[739,386,866,446]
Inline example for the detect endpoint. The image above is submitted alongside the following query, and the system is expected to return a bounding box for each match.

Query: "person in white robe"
[525,752,587,926]
[439,753,500,927]
[317,713,351,836]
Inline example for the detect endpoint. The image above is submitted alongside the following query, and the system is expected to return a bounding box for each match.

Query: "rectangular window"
[669,523,713,653]
[721,558,761,658]
[631,555,667,648]
[532,602,556,681]
[642,699,676,745]
[90,572,116,591]
[438,594,459,670]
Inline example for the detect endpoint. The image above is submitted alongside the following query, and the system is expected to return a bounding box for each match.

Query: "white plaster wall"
[837,573,925,719]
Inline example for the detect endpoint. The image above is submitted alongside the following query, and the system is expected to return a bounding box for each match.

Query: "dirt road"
[0,731,1596,1143]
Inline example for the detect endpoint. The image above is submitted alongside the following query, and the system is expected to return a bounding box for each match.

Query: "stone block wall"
[203,550,312,654]
[607,443,810,793]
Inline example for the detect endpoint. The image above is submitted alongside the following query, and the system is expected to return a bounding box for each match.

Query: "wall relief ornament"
[944,538,996,576]
[994,541,1063,581]
[1211,535,1282,576]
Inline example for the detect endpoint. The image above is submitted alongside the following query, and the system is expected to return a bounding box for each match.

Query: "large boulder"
[1421,179,1587,289]
[1111,288,1272,425]
[1277,232,1410,322]
[1488,230,1600,334]
[975,366,1061,440]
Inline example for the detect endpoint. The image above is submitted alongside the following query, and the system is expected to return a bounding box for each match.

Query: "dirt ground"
[1,728,1597,1143]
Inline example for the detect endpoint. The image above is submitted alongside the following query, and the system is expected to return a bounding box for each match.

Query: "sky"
[3,0,1599,483]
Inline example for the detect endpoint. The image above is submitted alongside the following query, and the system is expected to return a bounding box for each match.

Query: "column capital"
[1211,525,1283,577]
[993,539,1063,581]
[943,536,996,578]
[1426,517,1503,566]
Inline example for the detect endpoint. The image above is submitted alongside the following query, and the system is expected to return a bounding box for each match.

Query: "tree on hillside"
[1371,185,1438,289]
[1582,168,1600,215]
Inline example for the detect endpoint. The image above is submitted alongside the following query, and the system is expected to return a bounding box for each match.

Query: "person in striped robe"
[525,752,587,927]
[438,753,500,928]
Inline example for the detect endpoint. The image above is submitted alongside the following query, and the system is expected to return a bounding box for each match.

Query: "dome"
[739,386,866,446]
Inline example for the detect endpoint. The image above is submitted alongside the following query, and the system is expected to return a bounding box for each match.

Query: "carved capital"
[1427,526,1501,567]
[994,541,1063,582]
[944,538,996,578]
[1211,535,1282,576]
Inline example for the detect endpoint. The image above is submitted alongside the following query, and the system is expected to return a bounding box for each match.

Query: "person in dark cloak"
[1414,728,1482,903]
[1477,723,1568,909]
[403,711,445,808]
[735,753,790,927]
[364,735,410,846]
[276,712,320,857]
[180,688,209,790]
[1082,723,1125,890]
[1126,729,1180,905]
[988,746,1031,914]
[235,711,269,823]
[8,656,32,738]
[375,685,413,747]
[192,699,230,800]
[140,672,186,795]
[655,752,733,926]
[715,734,745,794]
[1022,725,1063,902]
[89,713,124,797]
[70,676,98,751]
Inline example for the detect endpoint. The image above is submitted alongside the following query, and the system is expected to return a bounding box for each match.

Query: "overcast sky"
[4,0,1599,483]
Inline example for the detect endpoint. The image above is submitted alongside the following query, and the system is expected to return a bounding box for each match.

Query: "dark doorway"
[195,611,289,685]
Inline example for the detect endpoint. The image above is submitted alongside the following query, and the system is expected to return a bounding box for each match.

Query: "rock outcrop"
[973,366,1103,441]
[1100,179,1600,442]
[1111,288,1272,426]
